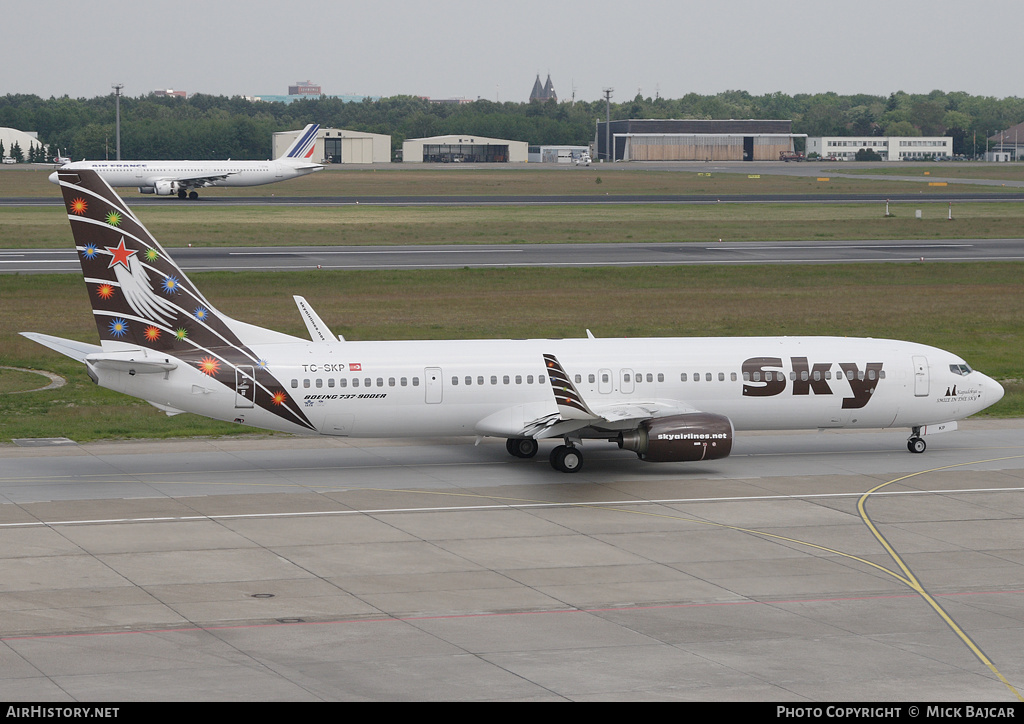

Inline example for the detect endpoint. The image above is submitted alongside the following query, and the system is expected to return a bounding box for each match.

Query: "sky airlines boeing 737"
[48,124,322,199]
[24,170,1004,472]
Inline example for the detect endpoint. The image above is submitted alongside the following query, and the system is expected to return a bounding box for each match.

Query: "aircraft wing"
[159,171,238,188]
[475,354,704,440]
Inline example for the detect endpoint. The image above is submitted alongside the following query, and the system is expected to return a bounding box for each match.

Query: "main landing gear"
[907,427,926,454]
[504,438,584,473]
[176,189,200,200]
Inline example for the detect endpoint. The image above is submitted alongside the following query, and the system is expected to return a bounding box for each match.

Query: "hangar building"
[595,119,801,162]
[272,127,391,164]
[402,134,528,163]
[1,127,46,161]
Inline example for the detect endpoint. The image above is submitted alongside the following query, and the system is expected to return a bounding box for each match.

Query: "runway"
[4,238,1024,274]
[2,422,1023,701]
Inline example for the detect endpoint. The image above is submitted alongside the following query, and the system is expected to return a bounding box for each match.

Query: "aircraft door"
[235,365,255,408]
[620,368,635,394]
[425,367,443,404]
[912,356,929,397]
[598,368,613,394]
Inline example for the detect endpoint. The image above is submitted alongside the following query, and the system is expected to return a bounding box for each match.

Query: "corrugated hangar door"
[341,137,373,163]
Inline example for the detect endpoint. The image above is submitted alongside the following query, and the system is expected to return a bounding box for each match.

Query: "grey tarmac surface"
[4,238,1024,274]
[1,421,1023,701]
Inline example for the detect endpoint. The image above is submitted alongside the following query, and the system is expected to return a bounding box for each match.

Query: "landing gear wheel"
[177,189,187,199]
[506,438,539,458]
[907,437,926,454]
[549,445,583,473]
[188,191,199,200]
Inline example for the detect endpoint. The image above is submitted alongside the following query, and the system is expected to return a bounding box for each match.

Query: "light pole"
[112,83,124,160]
[602,88,613,162]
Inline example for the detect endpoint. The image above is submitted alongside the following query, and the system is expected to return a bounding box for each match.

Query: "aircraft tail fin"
[277,124,320,161]
[53,169,299,354]
[43,169,316,431]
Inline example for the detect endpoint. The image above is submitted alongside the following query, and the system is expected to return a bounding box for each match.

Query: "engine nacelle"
[618,413,734,462]
[152,180,179,196]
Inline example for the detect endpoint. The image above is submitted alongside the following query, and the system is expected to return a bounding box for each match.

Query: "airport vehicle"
[24,170,1005,472]
[48,125,322,199]
[779,151,805,162]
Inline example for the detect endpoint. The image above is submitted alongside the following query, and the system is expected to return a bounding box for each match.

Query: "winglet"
[543,354,599,420]
[293,295,340,342]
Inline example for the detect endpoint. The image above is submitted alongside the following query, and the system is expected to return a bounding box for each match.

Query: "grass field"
[5,201,1024,249]
[0,163,1013,198]
[1,263,1021,443]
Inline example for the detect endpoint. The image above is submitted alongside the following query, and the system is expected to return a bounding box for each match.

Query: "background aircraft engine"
[618,413,734,462]
[153,180,178,196]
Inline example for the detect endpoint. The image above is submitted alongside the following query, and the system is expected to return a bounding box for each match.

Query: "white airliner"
[48,124,322,200]
[24,170,1005,472]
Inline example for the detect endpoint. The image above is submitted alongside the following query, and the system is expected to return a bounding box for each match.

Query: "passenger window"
[303,379,310,388]
[328,378,335,388]
[491,376,497,385]
[527,375,534,384]
[681,373,688,382]
[340,378,347,388]
[503,375,510,384]
[412,377,420,386]
[290,379,298,388]
[352,378,359,387]
[516,375,523,384]
[465,376,471,385]
[389,378,395,387]
[401,377,408,386]
[478,376,484,386]
[718,372,725,381]
[589,374,595,383]
[706,373,712,382]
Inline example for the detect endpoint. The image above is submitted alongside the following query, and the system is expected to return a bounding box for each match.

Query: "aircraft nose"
[988,375,1005,404]
[48,171,58,184]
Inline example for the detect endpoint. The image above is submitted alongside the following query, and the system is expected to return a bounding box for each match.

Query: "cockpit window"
[949,363,973,376]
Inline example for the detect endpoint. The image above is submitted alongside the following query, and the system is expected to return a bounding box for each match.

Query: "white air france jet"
[24,170,1005,472]
[48,124,322,200]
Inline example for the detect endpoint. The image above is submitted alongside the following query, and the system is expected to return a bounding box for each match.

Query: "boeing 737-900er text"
[24,170,1005,472]
[48,124,322,200]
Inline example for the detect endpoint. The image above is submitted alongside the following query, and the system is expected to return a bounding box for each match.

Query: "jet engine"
[152,180,179,196]
[618,412,734,462]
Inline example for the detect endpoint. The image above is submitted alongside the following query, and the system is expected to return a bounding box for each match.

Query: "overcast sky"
[8,0,1023,103]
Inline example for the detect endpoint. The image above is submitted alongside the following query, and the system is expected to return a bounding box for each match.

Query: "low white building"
[806,136,952,161]
[528,145,591,163]
[272,127,391,164]
[402,134,528,163]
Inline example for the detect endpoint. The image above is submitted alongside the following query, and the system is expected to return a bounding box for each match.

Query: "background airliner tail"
[277,124,320,162]
[54,169,298,353]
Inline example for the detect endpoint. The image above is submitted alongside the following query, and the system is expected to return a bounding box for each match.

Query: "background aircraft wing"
[162,171,238,188]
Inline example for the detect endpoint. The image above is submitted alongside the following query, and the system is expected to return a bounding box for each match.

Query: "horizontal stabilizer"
[20,332,101,362]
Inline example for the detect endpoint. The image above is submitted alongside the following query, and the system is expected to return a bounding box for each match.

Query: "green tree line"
[2,89,1021,160]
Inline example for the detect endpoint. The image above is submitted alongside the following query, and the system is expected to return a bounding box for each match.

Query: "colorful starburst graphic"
[144,326,161,342]
[96,283,114,300]
[174,327,189,341]
[105,211,122,227]
[108,318,128,337]
[271,391,287,406]
[198,356,221,376]
[193,307,209,321]
[161,275,180,295]
[257,359,270,371]
[144,248,159,262]
[81,244,99,260]
[70,198,87,215]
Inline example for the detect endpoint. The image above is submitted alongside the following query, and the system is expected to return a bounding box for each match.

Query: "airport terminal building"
[595,119,801,162]
[806,136,953,161]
